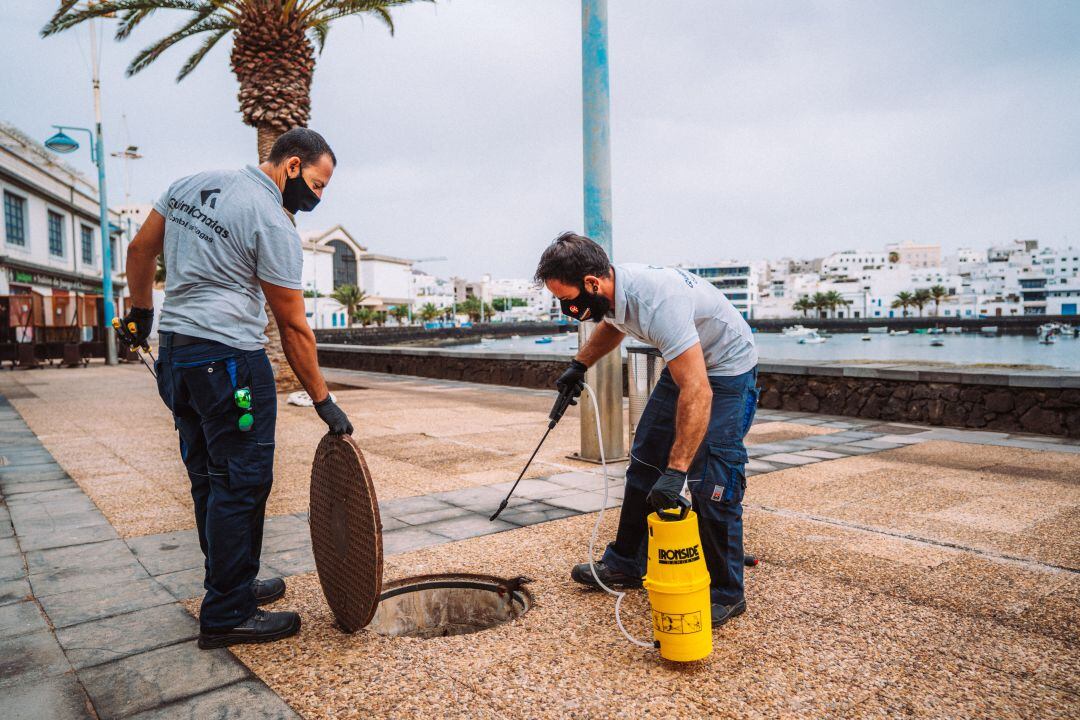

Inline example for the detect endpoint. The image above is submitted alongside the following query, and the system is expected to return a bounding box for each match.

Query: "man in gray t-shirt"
[535,233,759,628]
[120,129,352,650]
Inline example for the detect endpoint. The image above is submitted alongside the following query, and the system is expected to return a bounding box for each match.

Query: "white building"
[488,277,555,322]
[299,225,414,328]
[820,250,889,277]
[1,122,125,314]
[679,261,757,319]
[412,270,456,312]
[886,240,942,269]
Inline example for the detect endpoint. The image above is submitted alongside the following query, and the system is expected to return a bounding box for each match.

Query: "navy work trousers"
[155,332,277,631]
[601,366,759,605]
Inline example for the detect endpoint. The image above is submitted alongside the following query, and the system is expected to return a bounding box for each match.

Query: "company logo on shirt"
[199,188,221,209]
[167,193,231,242]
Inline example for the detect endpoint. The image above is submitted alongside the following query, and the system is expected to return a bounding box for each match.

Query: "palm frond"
[126,15,234,76]
[176,27,230,80]
[303,0,433,30]
[42,0,210,37]
[309,20,330,53]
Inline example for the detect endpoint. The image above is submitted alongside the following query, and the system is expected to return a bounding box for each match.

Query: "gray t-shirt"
[153,165,303,351]
[606,263,758,376]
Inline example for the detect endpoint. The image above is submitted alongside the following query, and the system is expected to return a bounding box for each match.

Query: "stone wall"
[314,322,572,347]
[317,345,1080,438]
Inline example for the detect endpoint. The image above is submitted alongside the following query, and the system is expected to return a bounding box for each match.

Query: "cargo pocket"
[740,386,760,437]
[699,444,749,506]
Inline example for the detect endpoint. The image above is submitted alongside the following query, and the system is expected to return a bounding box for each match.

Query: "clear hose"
[581,382,655,649]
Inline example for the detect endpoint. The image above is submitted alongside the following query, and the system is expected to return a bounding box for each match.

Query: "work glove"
[314,395,353,435]
[556,359,588,402]
[647,468,690,512]
[120,307,155,348]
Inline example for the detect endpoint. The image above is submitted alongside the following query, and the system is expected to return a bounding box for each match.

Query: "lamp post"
[45,125,117,365]
[578,0,625,461]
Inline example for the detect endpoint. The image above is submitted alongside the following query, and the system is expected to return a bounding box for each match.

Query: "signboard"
[6,267,103,294]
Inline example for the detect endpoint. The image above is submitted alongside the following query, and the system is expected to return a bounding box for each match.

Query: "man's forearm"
[574,322,625,367]
[126,245,158,308]
[667,381,712,472]
[278,321,330,402]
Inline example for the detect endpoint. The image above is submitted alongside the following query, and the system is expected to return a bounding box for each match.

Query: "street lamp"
[44,125,118,365]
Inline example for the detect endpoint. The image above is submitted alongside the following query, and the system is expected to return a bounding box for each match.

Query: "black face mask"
[282,165,320,214]
[560,282,611,323]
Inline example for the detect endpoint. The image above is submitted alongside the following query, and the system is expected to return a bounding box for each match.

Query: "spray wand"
[111,317,157,379]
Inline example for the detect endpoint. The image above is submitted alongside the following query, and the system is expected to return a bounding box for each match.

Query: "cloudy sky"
[4,1,1078,278]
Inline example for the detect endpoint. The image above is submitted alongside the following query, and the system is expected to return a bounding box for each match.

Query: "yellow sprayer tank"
[643,508,712,662]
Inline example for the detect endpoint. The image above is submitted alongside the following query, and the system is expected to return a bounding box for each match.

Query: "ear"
[286,156,302,178]
[582,274,601,292]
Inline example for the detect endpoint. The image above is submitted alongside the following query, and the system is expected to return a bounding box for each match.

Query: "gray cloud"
[4,1,1077,277]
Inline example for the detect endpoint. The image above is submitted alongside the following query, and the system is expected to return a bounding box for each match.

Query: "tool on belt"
[489,383,580,522]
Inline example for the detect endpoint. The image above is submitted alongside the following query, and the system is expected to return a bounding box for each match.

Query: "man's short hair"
[534,232,611,285]
[267,128,337,167]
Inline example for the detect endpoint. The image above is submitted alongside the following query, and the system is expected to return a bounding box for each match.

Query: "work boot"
[570,561,642,590]
[198,609,301,650]
[711,599,746,627]
[253,577,286,605]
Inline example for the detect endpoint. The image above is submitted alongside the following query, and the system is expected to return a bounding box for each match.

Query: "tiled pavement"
[0,395,298,720]
[3,383,1078,718]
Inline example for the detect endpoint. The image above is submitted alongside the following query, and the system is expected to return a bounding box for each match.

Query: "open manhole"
[367,574,533,639]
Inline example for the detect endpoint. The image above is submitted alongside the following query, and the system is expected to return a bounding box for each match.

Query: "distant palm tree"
[824,291,849,318]
[354,306,376,327]
[420,302,439,322]
[330,284,365,328]
[929,285,950,316]
[912,288,931,317]
[811,292,830,319]
[892,291,914,317]
[391,305,410,325]
[792,297,813,318]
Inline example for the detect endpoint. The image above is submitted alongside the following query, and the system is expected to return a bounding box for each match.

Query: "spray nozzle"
[548,385,580,429]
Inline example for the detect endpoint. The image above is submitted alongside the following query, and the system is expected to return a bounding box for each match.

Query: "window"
[110,237,118,271]
[48,211,65,256]
[328,240,357,288]
[4,191,26,246]
[81,225,94,264]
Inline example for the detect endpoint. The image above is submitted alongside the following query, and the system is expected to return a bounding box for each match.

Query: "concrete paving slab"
[757,453,821,466]
[0,551,25,581]
[487,478,579,501]
[796,450,848,460]
[545,471,608,490]
[124,680,300,720]
[79,641,250,720]
[56,603,200,670]
[260,514,310,539]
[378,516,407,531]
[127,531,203,576]
[17,522,118,552]
[0,674,94,720]
[261,530,312,556]
[544,491,621,513]
[395,505,473,526]
[37,577,176,629]
[873,434,928,445]
[0,576,31,606]
[259,546,315,577]
[380,494,454,516]
[153,567,205,600]
[28,561,150,599]
[0,534,17,555]
[423,514,518,541]
[380,527,448,555]
[745,460,778,474]
[25,540,137,577]
[0,598,48,638]
[498,505,579,527]
[0,630,72,688]
[1,478,78,496]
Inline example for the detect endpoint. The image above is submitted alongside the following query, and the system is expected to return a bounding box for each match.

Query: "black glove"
[314,395,353,435]
[120,307,154,348]
[647,468,689,512]
[556,359,587,401]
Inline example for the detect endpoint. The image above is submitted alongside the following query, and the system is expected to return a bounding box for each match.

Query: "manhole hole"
[367,574,532,639]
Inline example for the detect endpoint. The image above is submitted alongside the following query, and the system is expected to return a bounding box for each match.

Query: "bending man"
[536,233,759,626]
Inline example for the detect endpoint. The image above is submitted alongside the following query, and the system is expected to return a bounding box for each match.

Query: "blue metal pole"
[94,122,118,365]
[581,0,612,255]
[579,0,624,461]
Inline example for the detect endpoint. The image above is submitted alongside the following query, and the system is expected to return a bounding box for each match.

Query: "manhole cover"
[367,574,533,639]
[310,433,383,632]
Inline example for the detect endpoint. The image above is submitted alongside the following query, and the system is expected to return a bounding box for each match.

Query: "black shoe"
[253,577,286,605]
[712,599,746,627]
[570,561,643,590]
[198,609,301,649]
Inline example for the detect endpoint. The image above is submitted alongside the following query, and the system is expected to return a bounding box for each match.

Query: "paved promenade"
[1,366,1077,718]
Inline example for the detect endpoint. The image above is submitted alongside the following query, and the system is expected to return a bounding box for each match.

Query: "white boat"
[799,331,827,344]
[551,334,571,342]
[861,335,871,341]
[980,326,999,336]
[510,334,521,340]
[927,327,944,335]
[930,339,945,347]
[889,330,910,336]
[945,327,963,334]
[782,325,816,337]
[867,326,889,334]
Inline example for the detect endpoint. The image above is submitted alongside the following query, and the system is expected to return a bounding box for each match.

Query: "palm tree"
[892,291,914,317]
[354,306,376,327]
[43,0,433,390]
[792,297,813,318]
[811,292,830,319]
[390,305,410,325]
[929,285,950,316]
[330,284,365,328]
[43,1,434,159]
[419,302,439,322]
[912,288,931,317]
[824,291,848,318]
